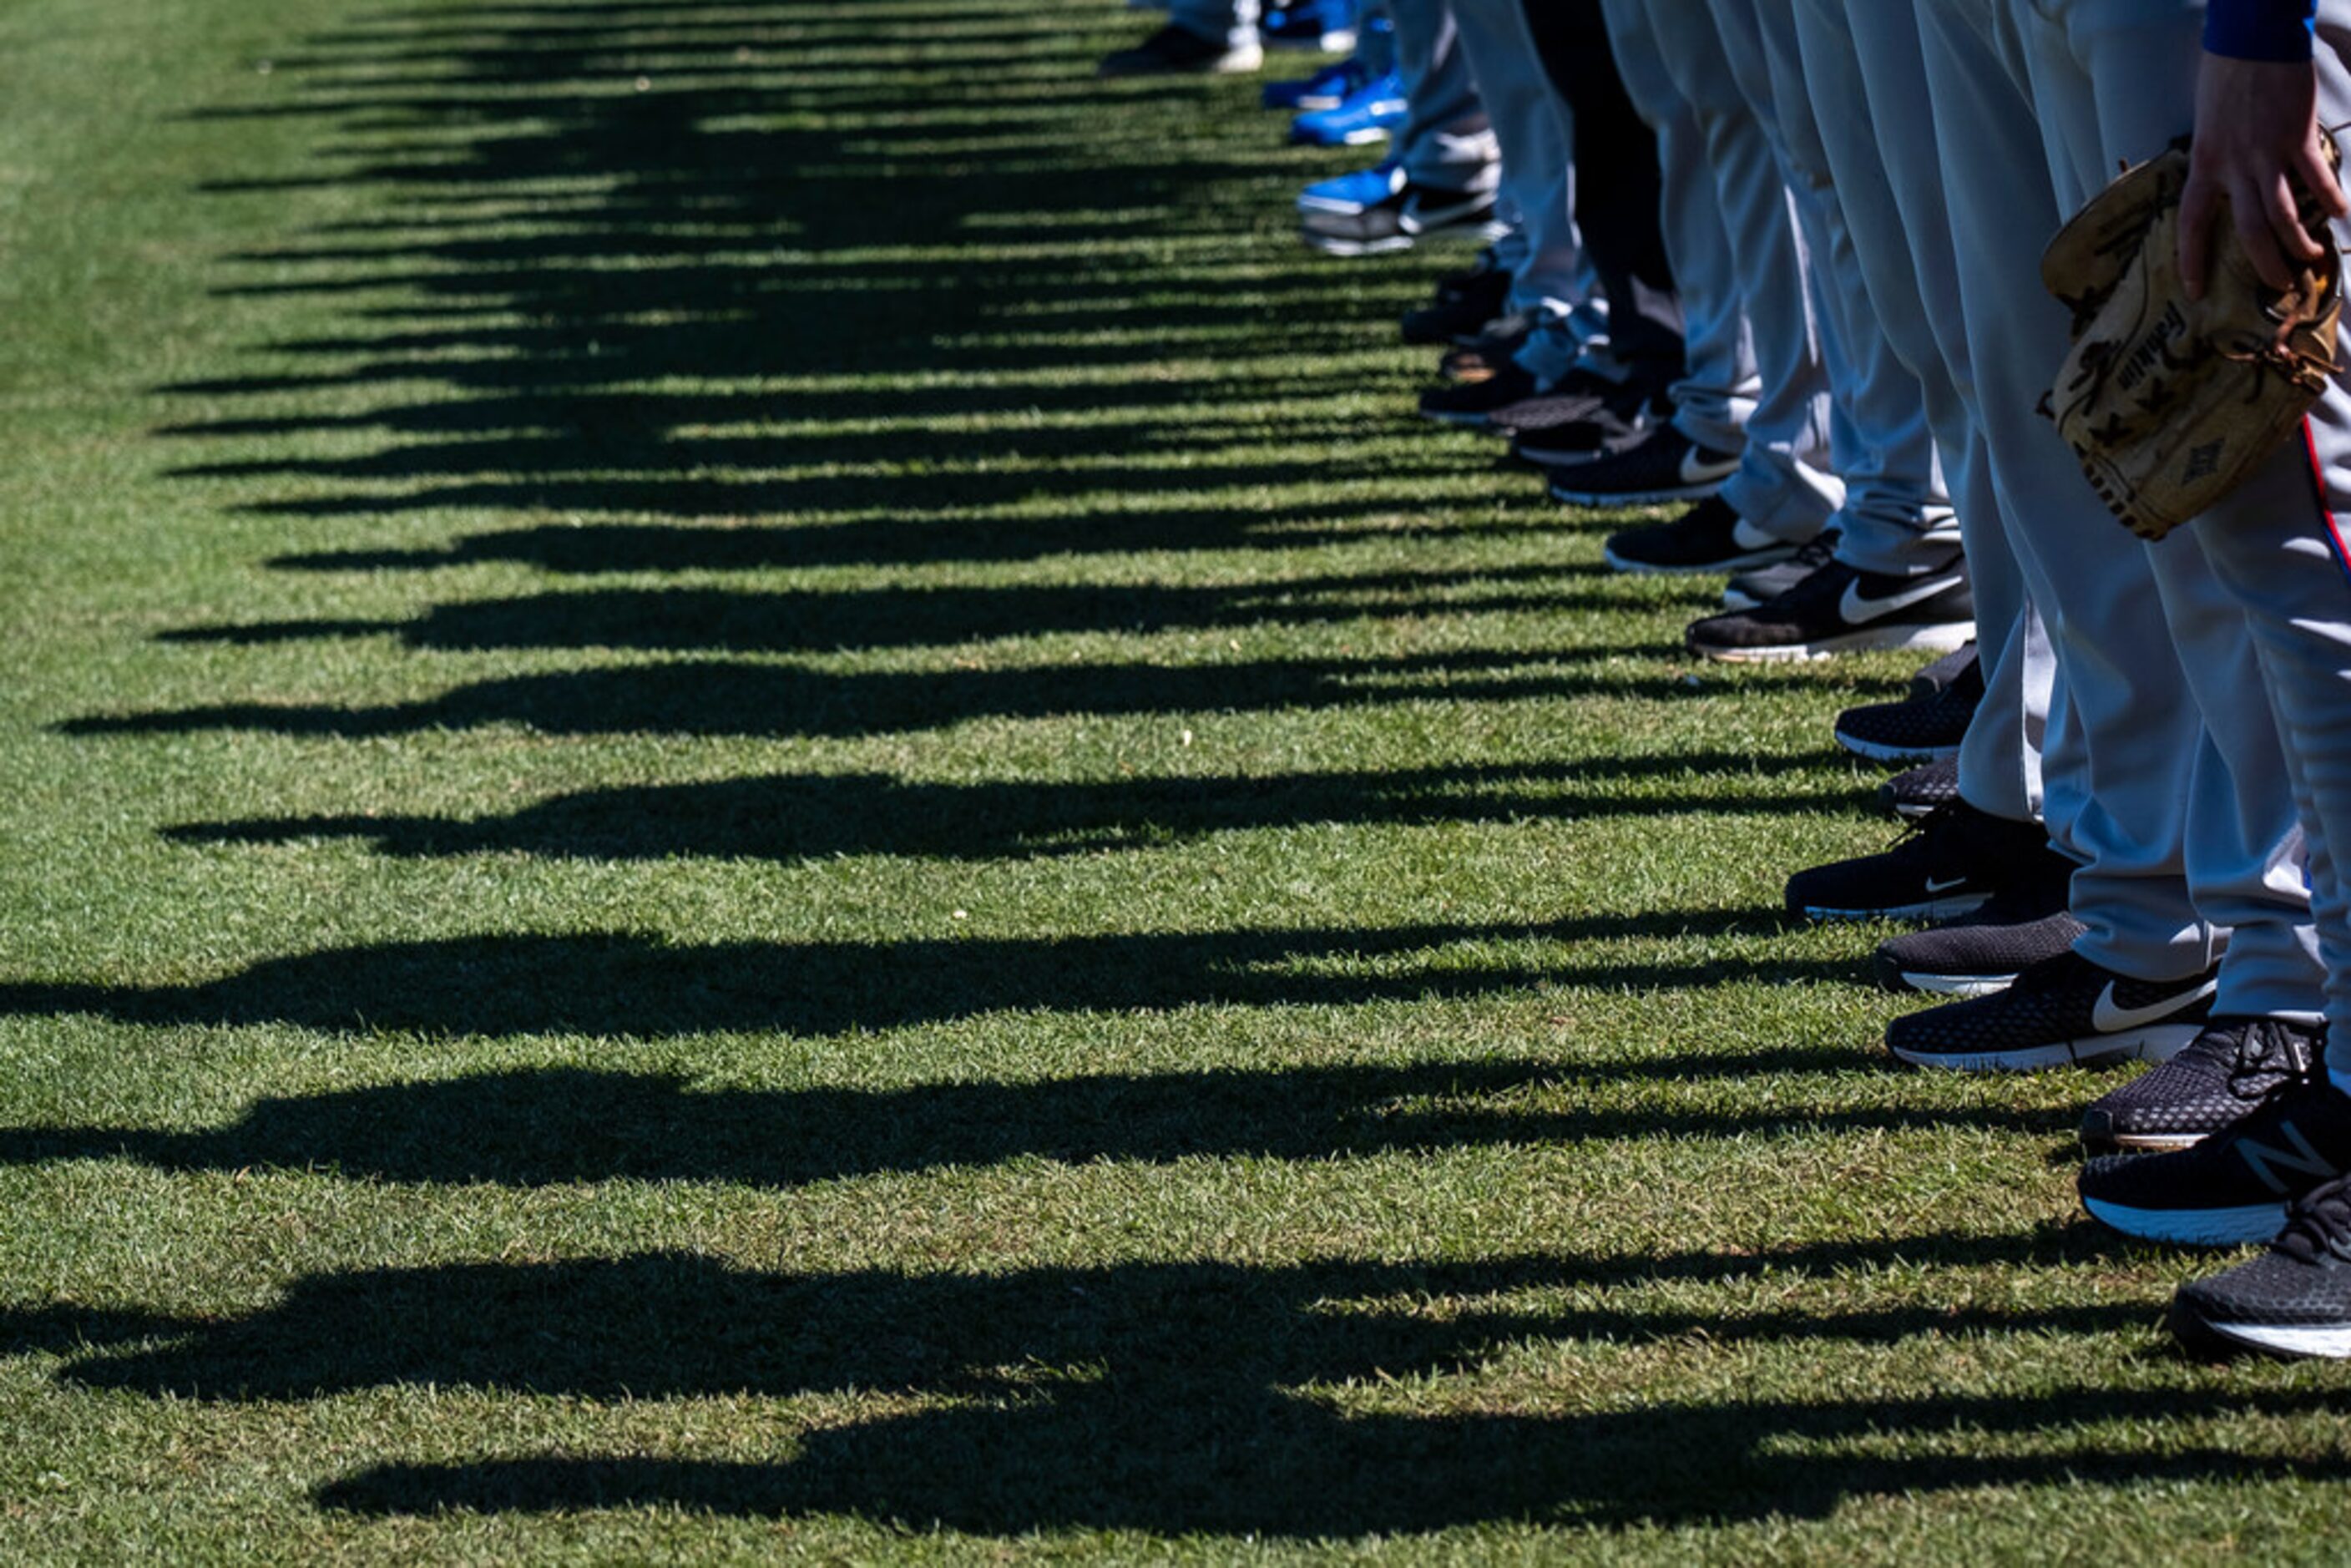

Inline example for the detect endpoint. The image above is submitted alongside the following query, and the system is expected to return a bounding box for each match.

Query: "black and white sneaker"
[1833,653,1984,764]
[1878,756,1959,820]
[1723,529,1838,611]
[2079,1016,2323,1155]
[1783,800,2058,924]
[1685,558,1974,663]
[1885,948,2217,1072]
[1418,362,1537,426]
[2079,1080,2351,1247]
[1100,23,1264,75]
[2171,1173,2351,1359]
[1872,902,2085,998]
[1602,498,1803,576]
[1302,179,1494,258]
[1545,426,1738,507]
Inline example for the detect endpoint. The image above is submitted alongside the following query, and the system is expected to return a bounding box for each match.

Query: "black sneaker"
[1885,948,2217,1072]
[1402,259,1511,345]
[2079,1080,2351,1247]
[1504,383,1657,465]
[1833,653,1985,764]
[2171,1172,2351,1359]
[1601,498,1803,576]
[1907,640,1979,702]
[1303,180,1494,259]
[1546,426,1738,508]
[1100,23,1264,75]
[1489,367,1637,436]
[1783,800,2055,924]
[1723,529,1838,610]
[1418,362,1538,427]
[1686,558,1974,663]
[1873,903,2086,998]
[1878,756,1959,820]
[1437,318,1532,382]
[2080,1016,2323,1155]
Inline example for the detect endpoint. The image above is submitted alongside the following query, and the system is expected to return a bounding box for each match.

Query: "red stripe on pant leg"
[2303,418,2351,588]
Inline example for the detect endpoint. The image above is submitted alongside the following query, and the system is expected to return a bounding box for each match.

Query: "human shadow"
[63,650,1823,742]
[162,753,1864,865]
[154,569,1696,657]
[0,915,1851,1039]
[0,1049,2070,1189]
[11,1240,2301,1533]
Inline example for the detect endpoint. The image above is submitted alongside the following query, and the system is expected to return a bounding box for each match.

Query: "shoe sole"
[1887,797,1949,821]
[1302,231,1413,257]
[1549,478,1728,507]
[1267,29,1358,49]
[1879,968,2017,999]
[2172,1316,2351,1359]
[1837,727,1965,766]
[1888,1021,2202,1073]
[1691,620,1977,665]
[1292,124,1398,147]
[1418,408,1496,427]
[2084,1128,2206,1155]
[1600,545,1796,577]
[2080,1194,2288,1247]
[1795,889,1992,924]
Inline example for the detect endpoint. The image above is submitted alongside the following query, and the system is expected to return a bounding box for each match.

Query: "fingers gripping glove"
[2040,134,2343,541]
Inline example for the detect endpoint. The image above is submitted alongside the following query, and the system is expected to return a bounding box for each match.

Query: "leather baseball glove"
[2040,132,2343,541]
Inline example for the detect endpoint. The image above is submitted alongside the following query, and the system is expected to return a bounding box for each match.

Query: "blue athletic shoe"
[1263,0,1358,51]
[1261,56,1368,112]
[1289,68,1405,146]
[1296,158,1403,220]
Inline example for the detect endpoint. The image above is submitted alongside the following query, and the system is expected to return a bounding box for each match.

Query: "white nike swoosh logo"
[1677,447,1740,486]
[1839,574,1961,624]
[1922,875,1971,893]
[2091,979,2217,1034]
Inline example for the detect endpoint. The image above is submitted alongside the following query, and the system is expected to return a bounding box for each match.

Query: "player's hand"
[2181,51,2347,299]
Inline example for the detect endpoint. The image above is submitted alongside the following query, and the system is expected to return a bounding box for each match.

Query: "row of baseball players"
[1106,0,2351,1363]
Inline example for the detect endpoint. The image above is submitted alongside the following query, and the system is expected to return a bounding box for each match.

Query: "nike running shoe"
[1783,800,2059,924]
[1833,651,1984,763]
[1686,557,1974,662]
[1873,904,2086,998]
[1603,498,1802,575]
[1545,426,1737,507]
[1884,948,2216,1072]
[1878,756,1959,820]
[1722,529,1838,610]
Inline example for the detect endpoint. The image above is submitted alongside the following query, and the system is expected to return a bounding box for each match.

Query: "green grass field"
[3,0,2349,1559]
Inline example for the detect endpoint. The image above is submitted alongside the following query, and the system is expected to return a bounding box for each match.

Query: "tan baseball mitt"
[2040,133,2342,541]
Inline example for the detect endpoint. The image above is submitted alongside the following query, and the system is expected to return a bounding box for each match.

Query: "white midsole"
[2201,1320,2351,1358]
[1802,891,1990,924]
[1898,970,2015,998]
[1889,1023,2202,1075]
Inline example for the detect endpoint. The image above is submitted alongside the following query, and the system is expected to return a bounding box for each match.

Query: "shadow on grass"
[0,1050,2071,1187]
[155,570,1688,656]
[9,1240,2321,1532]
[0,914,1856,1039]
[163,752,1870,863]
[63,650,1835,741]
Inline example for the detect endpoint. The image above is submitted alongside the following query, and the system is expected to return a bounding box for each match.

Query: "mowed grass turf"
[2,0,2348,1559]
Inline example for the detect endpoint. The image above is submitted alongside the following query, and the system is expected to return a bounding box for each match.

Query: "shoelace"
[2272,1171,2351,1265]
[2228,1022,2321,1100]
